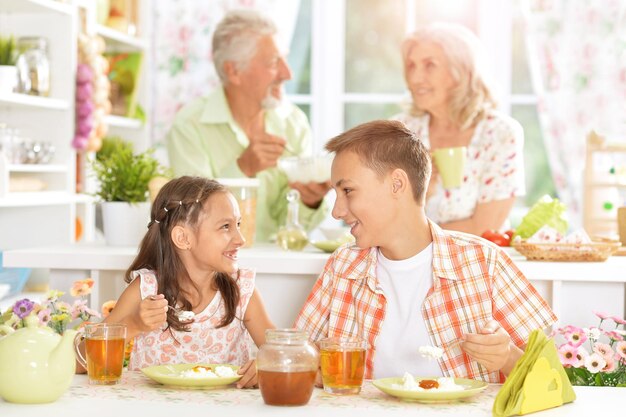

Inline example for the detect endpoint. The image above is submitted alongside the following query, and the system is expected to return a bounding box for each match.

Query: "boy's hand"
[460,320,512,372]
[237,360,258,389]
[137,294,168,332]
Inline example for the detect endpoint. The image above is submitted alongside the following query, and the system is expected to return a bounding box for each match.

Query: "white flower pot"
[101,201,151,246]
[0,65,17,95]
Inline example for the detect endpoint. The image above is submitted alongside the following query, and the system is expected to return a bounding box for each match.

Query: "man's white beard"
[261,88,283,109]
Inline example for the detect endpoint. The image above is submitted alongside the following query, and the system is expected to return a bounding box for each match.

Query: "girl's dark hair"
[125,176,241,332]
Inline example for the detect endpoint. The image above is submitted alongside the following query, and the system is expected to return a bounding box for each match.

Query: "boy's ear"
[390,169,409,196]
[171,225,191,250]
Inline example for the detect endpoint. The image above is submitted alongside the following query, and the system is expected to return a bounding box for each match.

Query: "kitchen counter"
[3,244,626,328]
[0,371,621,417]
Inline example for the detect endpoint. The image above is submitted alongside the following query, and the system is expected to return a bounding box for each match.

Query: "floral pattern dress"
[127,268,255,370]
[393,110,526,224]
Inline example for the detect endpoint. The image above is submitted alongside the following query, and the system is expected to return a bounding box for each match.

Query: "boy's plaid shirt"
[294,220,557,382]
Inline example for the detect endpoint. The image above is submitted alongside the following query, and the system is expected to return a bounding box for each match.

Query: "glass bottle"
[257,329,319,406]
[276,189,308,251]
[16,37,50,97]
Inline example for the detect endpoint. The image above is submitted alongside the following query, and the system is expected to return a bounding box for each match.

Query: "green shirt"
[166,86,328,242]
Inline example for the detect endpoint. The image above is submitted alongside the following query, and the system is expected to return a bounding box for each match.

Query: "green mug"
[432,146,467,189]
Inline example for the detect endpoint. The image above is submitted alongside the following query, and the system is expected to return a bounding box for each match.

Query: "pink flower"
[558,344,580,367]
[584,353,606,374]
[593,311,611,320]
[615,341,626,360]
[593,342,614,362]
[602,356,616,373]
[565,328,587,347]
[604,330,624,342]
[611,316,626,325]
[37,308,51,325]
[574,346,588,368]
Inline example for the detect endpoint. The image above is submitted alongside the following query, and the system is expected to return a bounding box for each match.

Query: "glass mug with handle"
[74,323,127,385]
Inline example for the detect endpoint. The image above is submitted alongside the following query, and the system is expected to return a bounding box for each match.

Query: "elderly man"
[166,9,330,242]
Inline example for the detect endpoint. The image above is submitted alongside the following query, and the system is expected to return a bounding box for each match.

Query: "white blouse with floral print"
[128,268,255,370]
[393,110,525,224]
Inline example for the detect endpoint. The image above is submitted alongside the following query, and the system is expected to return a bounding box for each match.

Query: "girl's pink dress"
[127,268,255,370]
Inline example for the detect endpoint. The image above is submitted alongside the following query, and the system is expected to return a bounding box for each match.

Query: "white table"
[3,244,626,328]
[0,372,621,417]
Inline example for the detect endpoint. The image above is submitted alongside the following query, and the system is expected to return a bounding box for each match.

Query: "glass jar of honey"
[257,329,319,406]
[218,178,259,247]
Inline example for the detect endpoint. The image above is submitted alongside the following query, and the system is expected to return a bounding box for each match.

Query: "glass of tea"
[74,323,127,385]
[319,336,367,395]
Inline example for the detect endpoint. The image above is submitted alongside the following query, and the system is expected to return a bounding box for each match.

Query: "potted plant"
[0,36,17,95]
[92,137,169,246]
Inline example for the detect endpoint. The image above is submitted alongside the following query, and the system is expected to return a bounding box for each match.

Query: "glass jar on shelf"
[16,37,50,97]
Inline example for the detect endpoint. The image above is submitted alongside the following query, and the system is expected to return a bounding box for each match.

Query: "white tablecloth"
[1,371,623,417]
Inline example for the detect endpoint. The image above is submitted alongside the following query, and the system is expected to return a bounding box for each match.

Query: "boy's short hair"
[325,120,431,203]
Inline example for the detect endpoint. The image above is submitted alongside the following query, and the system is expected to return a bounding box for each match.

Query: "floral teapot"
[0,315,77,403]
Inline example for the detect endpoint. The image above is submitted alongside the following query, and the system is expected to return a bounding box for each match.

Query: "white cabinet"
[0,0,93,249]
[0,0,151,252]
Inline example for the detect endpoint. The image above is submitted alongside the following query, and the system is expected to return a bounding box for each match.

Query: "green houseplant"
[0,36,18,94]
[92,137,169,246]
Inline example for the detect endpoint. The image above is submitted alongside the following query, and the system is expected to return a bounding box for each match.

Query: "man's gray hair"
[212,9,278,83]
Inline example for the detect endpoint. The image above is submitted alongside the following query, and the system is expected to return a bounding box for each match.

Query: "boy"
[294,120,556,382]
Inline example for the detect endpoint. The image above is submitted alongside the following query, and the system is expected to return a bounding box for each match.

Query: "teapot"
[0,316,77,403]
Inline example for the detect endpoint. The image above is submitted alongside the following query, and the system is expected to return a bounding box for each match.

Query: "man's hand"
[136,294,168,332]
[236,360,258,389]
[460,320,515,373]
[290,181,331,209]
[237,133,286,177]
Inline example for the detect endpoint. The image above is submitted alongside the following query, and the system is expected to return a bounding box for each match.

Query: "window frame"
[288,0,536,153]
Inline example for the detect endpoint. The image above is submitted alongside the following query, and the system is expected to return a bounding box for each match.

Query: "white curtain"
[150,0,301,146]
[522,0,626,226]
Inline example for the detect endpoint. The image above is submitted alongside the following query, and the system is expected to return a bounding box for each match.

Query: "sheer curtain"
[522,0,626,226]
[150,0,301,146]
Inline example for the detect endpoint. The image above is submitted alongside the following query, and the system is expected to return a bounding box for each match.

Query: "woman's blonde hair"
[401,22,497,130]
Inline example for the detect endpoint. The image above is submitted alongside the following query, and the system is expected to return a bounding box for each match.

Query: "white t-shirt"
[373,244,443,379]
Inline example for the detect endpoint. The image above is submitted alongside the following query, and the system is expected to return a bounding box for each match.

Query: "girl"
[105,176,274,388]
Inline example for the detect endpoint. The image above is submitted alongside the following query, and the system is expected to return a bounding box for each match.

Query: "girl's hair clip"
[163,207,168,212]
[179,200,183,206]
[195,199,199,203]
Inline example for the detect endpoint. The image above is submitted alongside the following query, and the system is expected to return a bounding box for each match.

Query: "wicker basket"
[512,239,622,262]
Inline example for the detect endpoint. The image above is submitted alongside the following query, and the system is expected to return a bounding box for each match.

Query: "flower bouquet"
[0,279,101,335]
[553,311,626,387]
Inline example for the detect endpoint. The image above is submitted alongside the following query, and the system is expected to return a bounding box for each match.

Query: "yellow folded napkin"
[493,329,576,417]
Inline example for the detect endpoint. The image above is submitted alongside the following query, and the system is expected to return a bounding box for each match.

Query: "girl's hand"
[136,294,168,332]
[236,360,258,389]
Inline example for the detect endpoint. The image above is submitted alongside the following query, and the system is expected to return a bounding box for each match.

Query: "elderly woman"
[393,22,525,235]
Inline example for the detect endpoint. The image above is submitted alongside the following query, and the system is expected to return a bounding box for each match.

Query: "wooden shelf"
[105,115,143,129]
[0,93,70,110]
[95,25,147,51]
[1,0,73,15]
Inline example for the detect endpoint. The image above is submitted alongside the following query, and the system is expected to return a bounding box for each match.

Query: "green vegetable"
[513,195,569,240]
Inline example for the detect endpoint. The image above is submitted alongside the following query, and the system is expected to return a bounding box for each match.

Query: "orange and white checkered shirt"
[294,220,557,383]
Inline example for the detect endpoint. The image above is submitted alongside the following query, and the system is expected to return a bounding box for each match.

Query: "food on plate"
[391,372,464,392]
[418,345,444,360]
[179,365,237,378]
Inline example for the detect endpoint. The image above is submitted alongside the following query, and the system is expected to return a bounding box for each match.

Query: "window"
[286,0,555,207]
